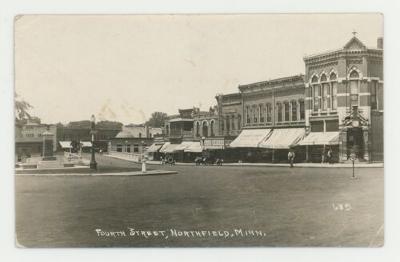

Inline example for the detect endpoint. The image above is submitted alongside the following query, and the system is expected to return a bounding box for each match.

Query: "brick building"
[302,36,383,162]
[15,121,57,160]
[229,75,306,162]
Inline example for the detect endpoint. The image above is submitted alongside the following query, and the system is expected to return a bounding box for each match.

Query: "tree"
[145,112,168,128]
[15,93,33,123]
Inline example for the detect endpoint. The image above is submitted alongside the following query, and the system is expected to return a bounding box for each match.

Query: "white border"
[1,1,400,262]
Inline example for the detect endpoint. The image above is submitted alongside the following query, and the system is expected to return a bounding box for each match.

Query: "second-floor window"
[371,81,378,110]
[277,103,282,122]
[266,103,272,122]
[284,102,290,121]
[291,101,297,121]
[299,100,305,120]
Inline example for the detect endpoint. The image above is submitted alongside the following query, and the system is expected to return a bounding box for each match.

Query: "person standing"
[288,149,295,168]
[327,148,333,164]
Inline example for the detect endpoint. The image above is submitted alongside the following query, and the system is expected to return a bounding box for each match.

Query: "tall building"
[303,35,383,162]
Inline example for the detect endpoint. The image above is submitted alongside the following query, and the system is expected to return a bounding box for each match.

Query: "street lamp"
[90,114,97,170]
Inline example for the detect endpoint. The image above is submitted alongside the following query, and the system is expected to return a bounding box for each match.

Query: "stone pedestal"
[42,130,56,161]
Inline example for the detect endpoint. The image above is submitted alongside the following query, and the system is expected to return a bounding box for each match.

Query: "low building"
[57,126,121,152]
[108,124,162,162]
[15,120,57,160]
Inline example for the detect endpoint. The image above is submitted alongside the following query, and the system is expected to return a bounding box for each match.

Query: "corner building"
[303,36,383,162]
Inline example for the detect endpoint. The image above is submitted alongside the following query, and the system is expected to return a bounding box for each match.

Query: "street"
[15,155,384,247]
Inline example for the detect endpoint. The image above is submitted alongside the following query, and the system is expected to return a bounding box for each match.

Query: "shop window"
[133,144,139,153]
[116,144,123,152]
[126,144,131,153]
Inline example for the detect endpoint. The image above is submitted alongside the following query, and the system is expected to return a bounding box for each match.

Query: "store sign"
[204,139,226,149]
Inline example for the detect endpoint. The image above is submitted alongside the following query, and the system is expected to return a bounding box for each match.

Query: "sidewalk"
[106,154,383,168]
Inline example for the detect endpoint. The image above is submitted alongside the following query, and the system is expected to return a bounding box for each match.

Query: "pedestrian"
[327,148,333,164]
[288,149,295,168]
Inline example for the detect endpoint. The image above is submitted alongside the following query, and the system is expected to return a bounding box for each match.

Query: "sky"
[14,14,383,125]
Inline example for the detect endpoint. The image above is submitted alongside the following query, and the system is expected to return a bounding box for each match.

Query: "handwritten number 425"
[332,203,352,211]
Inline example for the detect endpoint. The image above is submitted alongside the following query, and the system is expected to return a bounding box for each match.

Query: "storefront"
[297,131,340,163]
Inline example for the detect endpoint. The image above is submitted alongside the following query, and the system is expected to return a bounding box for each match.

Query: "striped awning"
[259,128,306,149]
[80,141,92,147]
[59,141,72,149]
[184,142,203,153]
[146,143,164,153]
[229,129,272,148]
[298,132,340,146]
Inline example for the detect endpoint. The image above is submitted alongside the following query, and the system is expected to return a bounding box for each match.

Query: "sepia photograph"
[14,14,384,248]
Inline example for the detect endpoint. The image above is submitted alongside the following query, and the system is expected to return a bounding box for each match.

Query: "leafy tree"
[145,112,168,127]
[15,93,33,124]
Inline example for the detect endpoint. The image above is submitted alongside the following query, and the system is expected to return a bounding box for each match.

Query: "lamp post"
[90,114,97,170]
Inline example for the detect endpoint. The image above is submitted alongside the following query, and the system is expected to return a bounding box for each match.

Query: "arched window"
[210,121,215,137]
[311,75,318,83]
[196,122,200,137]
[253,105,258,123]
[320,74,329,111]
[349,69,360,107]
[230,115,235,130]
[330,73,338,110]
[277,102,282,122]
[266,103,272,123]
[202,121,208,137]
[350,70,359,79]
[291,100,297,121]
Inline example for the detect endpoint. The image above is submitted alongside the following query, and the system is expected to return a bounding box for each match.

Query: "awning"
[146,143,164,153]
[259,128,305,149]
[229,129,272,148]
[159,142,184,153]
[81,141,92,147]
[297,132,340,146]
[184,142,203,153]
[59,141,72,149]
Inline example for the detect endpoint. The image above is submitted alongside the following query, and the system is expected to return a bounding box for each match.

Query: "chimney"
[377,37,383,49]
